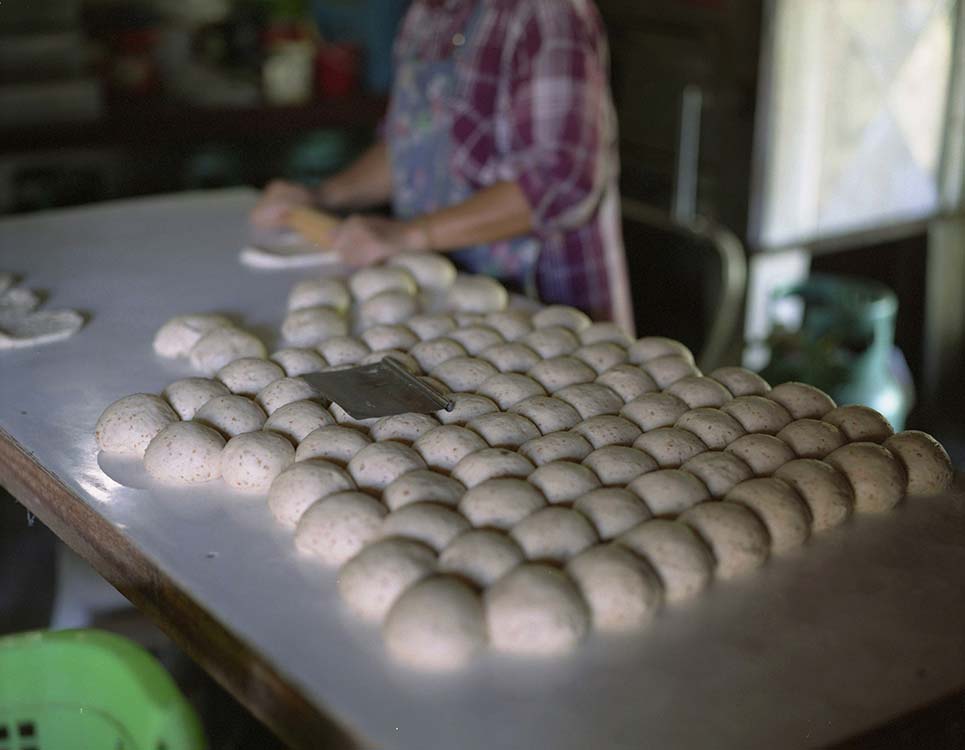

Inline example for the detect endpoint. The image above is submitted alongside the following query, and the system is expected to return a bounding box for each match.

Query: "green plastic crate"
[0,629,206,750]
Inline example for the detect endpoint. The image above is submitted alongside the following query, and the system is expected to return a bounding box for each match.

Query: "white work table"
[1,189,964,749]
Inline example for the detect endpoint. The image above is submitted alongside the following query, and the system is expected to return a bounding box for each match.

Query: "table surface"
[1,189,964,750]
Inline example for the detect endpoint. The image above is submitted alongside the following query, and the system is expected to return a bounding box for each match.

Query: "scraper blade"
[301,356,453,420]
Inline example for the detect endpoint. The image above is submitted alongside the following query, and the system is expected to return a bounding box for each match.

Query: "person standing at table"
[253,0,630,326]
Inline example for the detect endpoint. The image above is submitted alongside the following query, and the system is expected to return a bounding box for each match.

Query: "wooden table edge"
[0,427,365,750]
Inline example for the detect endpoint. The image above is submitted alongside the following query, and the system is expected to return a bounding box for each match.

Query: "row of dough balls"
[282,258,509,348]
[282,428,951,672]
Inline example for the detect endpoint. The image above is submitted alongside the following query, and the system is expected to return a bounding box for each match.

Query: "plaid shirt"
[392,0,621,319]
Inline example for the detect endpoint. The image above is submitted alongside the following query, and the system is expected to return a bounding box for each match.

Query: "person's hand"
[331,214,429,267]
[250,180,314,228]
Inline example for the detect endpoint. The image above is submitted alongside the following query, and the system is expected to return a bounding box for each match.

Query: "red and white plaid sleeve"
[503,1,611,236]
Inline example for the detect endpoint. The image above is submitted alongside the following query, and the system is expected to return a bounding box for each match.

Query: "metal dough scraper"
[301,356,453,419]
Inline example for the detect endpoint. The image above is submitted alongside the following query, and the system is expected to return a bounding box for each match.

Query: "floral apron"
[386,4,541,297]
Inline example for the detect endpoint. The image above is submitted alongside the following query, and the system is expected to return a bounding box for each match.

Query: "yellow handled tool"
[286,207,341,246]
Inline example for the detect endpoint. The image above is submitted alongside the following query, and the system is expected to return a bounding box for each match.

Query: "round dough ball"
[435,393,499,425]
[467,412,540,449]
[268,459,356,528]
[710,366,771,397]
[522,326,580,359]
[520,432,593,466]
[510,507,598,562]
[270,347,327,377]
[288,278,351,314]
[144,421,225,483]
[725,433,796,476]
[349,266,418,301]
[485,564,589,655]
[264,400,334,443]
[452,448,534,488]
[620,392,690,432]
[369,413,440,444]
[295,425,371,464]
[410,337,467,372]
[431,356,498,392]
[406,313,457,341]
[571,415,642,449]
[484,310,533,341]
[725,478,811,553]
[255,377,318,416]
[528,357,597,393]
[617,519,713,601]
[281,306,348,347]
[295,491,385,565]
[628,337,695,366]
[382,502,470,551]
[221,430,294,492]
[348,441,427,491]
[445,275,508,313]
[682,451,754,499]
[96,394,179,456]
[528,461,601,504]
[383,469,465,511]
[413,425,487,471]
[439,530,525,587]
[458,478,546,529]
[447,325,504,356]
[453,312,486,327]
[719,395,793,435]
[388,252,457,290]
[680,501,770,579]
[824,442,906,513]
[573,488,652,540]
[822,404,894,443]
[767,382,836,419]
[883,431,954,496]
[642,355,700,389]
[195,395,267,437]
[163,378,230,420]
[579,321,632,347]
[509,396,582,434]
[479,342,542,373]
[189,327,267,375]
[675,408,746,450]
[360,324,419,353]
[555,383,623,419]
[633,428,708,468]
[777,419,847,459]
[666,376,734,409]
[359,290,419,327]
[316,336,369,367]
[582,446,657,486]
[596,364,658,403]
[532,304,591,332]
[773,459,854,531]
[153,313,232,358]
[384,575,485,671]
[477,373,545,409]
[325,403,374,431]
[216,357,285,397]
[628,469,710,516]
[566,544,662,631]
[574,342,628,375]
[337,538,436,622]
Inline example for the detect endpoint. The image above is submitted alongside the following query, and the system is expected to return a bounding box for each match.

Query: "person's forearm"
[319,141,393,210]
[406,181,534,252]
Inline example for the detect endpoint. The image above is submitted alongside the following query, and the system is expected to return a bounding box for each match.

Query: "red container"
[315,41,361,98]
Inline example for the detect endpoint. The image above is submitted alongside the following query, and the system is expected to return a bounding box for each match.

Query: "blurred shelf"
[0,95,387,154]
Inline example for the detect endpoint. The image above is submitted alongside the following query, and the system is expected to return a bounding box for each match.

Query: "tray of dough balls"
[92,248,963,747]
